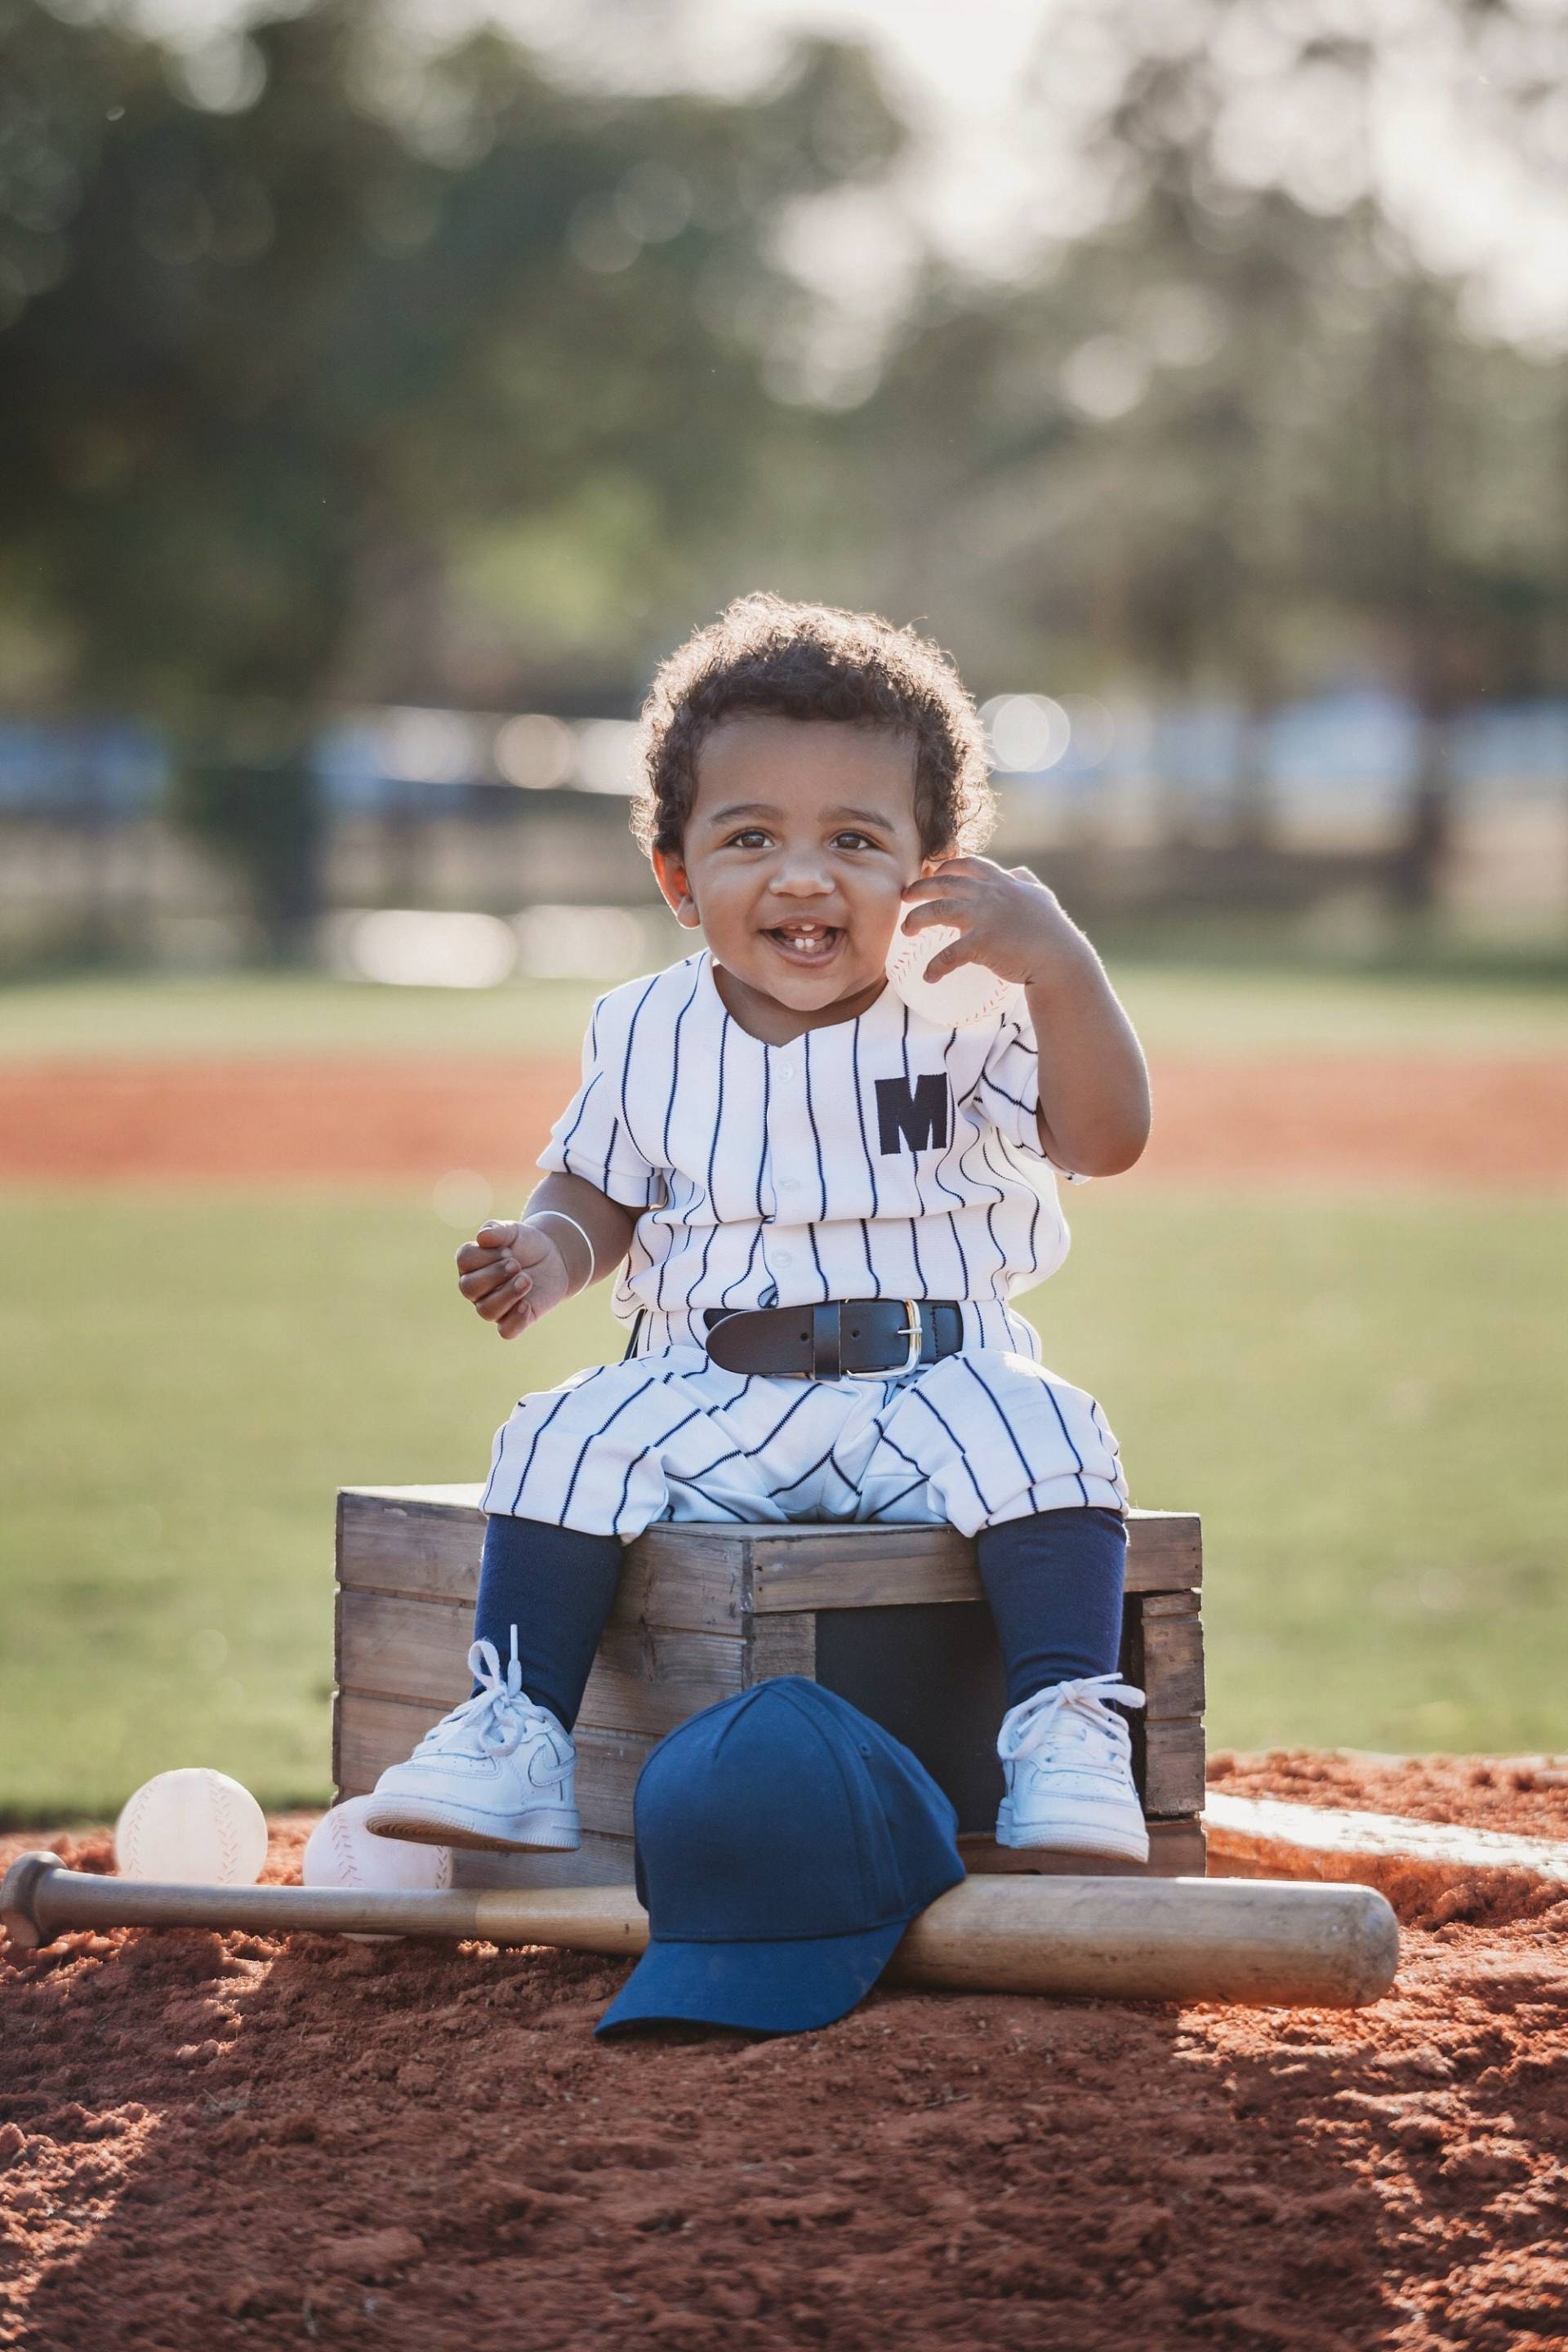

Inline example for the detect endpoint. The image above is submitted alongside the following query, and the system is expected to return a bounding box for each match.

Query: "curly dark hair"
[630,593,994,862]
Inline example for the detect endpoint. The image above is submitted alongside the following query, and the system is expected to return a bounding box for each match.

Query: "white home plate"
[1205,1791,1568,1890]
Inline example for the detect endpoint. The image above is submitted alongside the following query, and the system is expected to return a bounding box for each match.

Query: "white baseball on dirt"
[884,920,1023,1030]
[303,1797,452,1940]
[114,1766,270,1886]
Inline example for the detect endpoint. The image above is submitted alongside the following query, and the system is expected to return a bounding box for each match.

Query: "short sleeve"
[973,1013,1089,1183]
[537,989,664,1209]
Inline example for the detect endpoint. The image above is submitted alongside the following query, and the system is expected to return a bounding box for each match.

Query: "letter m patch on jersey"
[875,1074,950,1156]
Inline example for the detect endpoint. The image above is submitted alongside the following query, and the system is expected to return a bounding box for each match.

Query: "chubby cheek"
[685,872,753,951]
[849,866,916,955]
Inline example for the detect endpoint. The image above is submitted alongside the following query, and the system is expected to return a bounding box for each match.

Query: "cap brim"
[595,1915,911,2038]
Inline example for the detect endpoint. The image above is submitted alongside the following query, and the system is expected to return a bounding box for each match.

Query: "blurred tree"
[861,0,1568,900]
[0,0,903,947]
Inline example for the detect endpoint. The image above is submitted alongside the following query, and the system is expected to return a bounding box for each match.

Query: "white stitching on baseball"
[328,1807,361,1885]
[217,1787,242,1883]
[118,1784,149,1878]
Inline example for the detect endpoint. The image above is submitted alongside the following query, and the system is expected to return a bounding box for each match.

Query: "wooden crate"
[334,1486,1205,1888]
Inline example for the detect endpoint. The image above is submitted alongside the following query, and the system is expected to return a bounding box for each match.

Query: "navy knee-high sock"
[975,1507,1128,1712]
[473,1515,623,1731]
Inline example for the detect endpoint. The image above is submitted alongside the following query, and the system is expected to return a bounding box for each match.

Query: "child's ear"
[919,847,956,877]
[652,846,702,930]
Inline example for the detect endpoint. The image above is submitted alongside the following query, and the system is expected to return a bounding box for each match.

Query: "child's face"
[653,716,937,1017]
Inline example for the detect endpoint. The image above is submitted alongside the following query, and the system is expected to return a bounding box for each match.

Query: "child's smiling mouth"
[764,920,844,968]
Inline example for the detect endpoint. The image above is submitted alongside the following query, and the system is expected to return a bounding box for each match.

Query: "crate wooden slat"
[338,1489,1201,1615]
[336,1588,746,1733]
[335,1485,1206,1882]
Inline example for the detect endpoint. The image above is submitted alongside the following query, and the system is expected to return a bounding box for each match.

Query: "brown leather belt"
[703,1299,964,1380]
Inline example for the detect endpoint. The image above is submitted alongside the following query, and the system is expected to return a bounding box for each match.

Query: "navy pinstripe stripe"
[956,1356,1037,1488]
[555,1068,602,1169]
[979,1132,1037,1275]
[807,1222,828,1298]
[1018,1147,1043,1267]
[635,1195,685,1302]
[659,1215,702,1312]
[617,971,663,1167]
[850,1018,880,1214]
[766,1437,858,1502]
[756,1049,771,1217]
[685,1010,731,1308]
[866,1421,930,1484]
[668,1429,755,1518]
[742,1383,820,1459]
[611,1401,704,1533]
[896,1004,935,1299]
[719,1226,763,1309]
[871,1474,929,1517]
[825,1383,895,1488]
[905,1385,996,1517]
[803,1030,827,1221]
[670,1484,750,1521]
[689,1443,746,1478]
[497,1385,579,1515]
[1089,1396,1123,1468]
[557,1374,662,1525]
[662,960,704,1166]
[1039,1379,1090,1506]
[931,1029,973,1296]
[957,1129,1007,1303]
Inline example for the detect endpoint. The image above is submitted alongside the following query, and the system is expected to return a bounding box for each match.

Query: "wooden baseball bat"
[0,1853,1398,2007]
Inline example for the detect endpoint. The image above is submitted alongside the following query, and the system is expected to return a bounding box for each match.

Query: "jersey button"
[777,1062,796,1080]
[773,1251,794,1267]
[778,1177,800,1192]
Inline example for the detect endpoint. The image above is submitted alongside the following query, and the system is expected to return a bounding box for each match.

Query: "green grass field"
[2,960,1564,1819]
[4,954,1568,1062]
[2,1183,1563,1818]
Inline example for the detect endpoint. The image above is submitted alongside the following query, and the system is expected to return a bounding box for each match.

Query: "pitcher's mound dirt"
[3,1760,1566,2352]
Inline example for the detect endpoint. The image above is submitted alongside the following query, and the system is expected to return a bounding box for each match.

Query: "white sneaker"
[995,1674,1150,1864]
[363,1629,580,1854]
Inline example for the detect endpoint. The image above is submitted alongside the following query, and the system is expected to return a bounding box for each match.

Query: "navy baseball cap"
[595,1677,964,2038]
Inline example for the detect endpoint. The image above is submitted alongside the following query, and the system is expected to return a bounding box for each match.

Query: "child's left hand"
[898,858,1081,989]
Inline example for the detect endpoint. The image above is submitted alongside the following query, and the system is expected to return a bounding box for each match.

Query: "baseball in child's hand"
[456,1219,568,1338]
[897,858,1071,992]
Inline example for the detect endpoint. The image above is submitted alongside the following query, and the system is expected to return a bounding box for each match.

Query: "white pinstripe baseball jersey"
[482,950,1127,1537]
[536,950,1080,1360]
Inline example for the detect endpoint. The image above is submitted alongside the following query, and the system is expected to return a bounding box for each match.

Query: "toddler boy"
[366,594,1152,1863]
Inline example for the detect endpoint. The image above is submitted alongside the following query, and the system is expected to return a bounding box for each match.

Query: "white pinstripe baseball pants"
[480,1343,1128,1539]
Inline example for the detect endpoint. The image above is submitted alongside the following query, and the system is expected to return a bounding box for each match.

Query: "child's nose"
[769,855,834,897]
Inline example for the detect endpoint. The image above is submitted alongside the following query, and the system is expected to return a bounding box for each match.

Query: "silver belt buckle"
[847,1299,924,1379]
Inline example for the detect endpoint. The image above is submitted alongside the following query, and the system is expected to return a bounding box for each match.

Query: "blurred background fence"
[3,690,1568,977]
[2,686,1568,978]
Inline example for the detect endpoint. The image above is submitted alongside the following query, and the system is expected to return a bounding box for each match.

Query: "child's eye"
[725,828,772,849]
[832,831,879,851]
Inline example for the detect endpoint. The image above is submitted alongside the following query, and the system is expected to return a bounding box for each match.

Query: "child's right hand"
[455,1220,571,1339]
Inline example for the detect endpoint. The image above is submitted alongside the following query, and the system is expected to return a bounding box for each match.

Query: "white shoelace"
[996,1673,1147,1766]
[413,1625,556,1762]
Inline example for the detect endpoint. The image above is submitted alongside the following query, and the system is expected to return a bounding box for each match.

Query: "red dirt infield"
[2,1054,1565,1187]
[2,1756,1566,2352]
